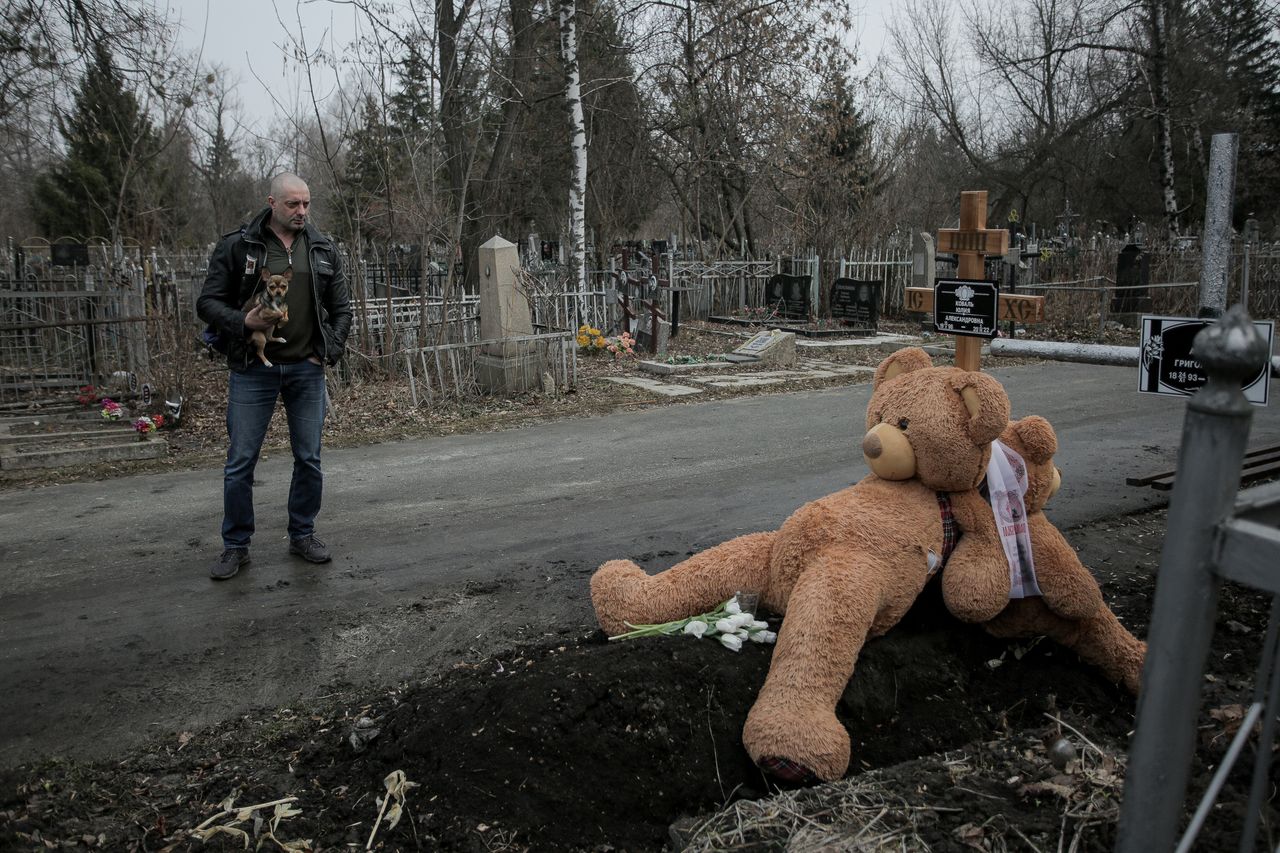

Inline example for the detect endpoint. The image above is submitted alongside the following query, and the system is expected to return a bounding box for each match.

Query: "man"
[197,173,352,580]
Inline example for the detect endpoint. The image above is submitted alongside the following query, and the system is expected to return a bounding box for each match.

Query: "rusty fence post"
[1115,305,1271,852]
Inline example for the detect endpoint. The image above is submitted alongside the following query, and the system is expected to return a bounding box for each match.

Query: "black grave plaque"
[830,279,881,327]
[50,242,90,267]
[540,241,560,262]
[1112,244,1151,313]
[934,278,998,338]
[764,273,811,319]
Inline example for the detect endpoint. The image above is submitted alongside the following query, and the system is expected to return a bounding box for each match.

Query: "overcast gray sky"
[171,0,893,127]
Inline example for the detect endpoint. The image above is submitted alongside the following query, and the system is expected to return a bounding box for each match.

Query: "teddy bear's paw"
[756,756,821,785]
[940,562,1011,624]
[744,704,850,782]
[590,560,650,635]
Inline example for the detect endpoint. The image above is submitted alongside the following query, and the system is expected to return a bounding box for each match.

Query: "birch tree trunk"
[1149,0,1180,241]
[559,0,588,300]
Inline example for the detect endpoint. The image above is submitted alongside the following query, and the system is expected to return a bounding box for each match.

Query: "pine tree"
[31,43,159,241]
[1188,0,1280,225]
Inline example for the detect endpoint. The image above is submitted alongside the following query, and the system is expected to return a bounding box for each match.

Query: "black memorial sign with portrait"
[764,274,812,319]
[933,278,999,338]
[50,243,90,267]
[830,279,881,327]
[540,241,560,262]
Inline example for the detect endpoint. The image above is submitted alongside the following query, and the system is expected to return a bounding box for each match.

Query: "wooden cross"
[905,190,1046,372]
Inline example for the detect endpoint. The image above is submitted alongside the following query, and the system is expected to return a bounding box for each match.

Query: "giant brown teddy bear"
[592,348,1145,782]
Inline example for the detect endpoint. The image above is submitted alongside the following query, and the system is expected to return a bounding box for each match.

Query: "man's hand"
[245,303,284,331]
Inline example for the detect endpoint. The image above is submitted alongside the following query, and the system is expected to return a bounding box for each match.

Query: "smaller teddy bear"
[942,415,1146,694]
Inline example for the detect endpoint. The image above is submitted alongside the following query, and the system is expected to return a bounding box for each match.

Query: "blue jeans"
[222,359,326,549]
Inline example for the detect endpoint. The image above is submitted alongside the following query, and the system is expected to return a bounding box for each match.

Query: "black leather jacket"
[197,207,353,371]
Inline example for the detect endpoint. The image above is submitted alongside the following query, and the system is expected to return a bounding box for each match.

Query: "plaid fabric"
[758,755,820,785]
[936,492,958,566]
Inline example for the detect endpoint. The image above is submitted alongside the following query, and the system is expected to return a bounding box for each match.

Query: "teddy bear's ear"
[1007,415,1057,463]
[951,372,1011,446]
[874,347,933,388]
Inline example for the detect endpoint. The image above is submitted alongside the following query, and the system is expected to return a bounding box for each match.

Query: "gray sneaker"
[289,535,332,563]
[210,548,249,580]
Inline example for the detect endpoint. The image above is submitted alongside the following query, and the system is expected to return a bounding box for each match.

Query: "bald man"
[197,173,352,580]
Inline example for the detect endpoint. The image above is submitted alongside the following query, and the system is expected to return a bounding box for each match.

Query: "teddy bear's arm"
[940,489,1013,623]
[590,531,775,636]
[1023,513,1106,619]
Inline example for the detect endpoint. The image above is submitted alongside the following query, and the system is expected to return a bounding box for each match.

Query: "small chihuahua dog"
[244,266,291,367]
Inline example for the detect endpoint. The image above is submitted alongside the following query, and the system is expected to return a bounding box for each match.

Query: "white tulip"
[715,618,736,634]
[749,619,769,630]
[730,612,755,629]
[719,633,744,652]
[750,630,778,644]
[683,620,708,638]
[726,598,742,615]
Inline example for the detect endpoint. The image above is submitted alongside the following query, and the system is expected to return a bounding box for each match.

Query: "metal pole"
[1198,133,1239,318]
[1115,305,1270,853]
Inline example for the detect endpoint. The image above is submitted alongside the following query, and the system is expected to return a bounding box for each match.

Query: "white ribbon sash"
[986,439,1041,599]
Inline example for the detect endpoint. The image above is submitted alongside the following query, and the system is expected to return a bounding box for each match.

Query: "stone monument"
[475,235,542,393]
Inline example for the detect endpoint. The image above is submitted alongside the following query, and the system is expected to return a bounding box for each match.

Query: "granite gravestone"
[1111,244,1152,316]
[764,274,811,319]
[830,279,881,328]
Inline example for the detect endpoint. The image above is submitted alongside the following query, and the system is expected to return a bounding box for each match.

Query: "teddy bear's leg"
[1025,514,1106,620]
[984,598,1147,695]
[742,552,886,782]
[590,532,775,636]
[941,491,1011,623]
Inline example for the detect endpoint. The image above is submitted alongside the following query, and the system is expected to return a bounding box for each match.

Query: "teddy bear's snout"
[862,423,916,480]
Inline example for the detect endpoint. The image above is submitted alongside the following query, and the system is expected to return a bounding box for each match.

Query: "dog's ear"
[282,266,293,282]
[260,267,271,283]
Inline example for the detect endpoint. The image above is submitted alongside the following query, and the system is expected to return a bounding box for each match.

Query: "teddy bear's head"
[861,348,1011,492]
[997,415,1061,512]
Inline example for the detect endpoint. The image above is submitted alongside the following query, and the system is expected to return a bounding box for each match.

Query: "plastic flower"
[76,385,97,406]
[100,398,122,420]
[152,414,166,429]
[133,416,157,435]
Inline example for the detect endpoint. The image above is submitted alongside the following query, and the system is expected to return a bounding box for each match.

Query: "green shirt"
[263,230,315,363]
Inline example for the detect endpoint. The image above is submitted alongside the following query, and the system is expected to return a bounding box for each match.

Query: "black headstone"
[764,274,811,319]
[830,279,881,328]
[1112,244,1151,313]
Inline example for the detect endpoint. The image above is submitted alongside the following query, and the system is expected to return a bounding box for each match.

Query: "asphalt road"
[3,360,1278,768]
